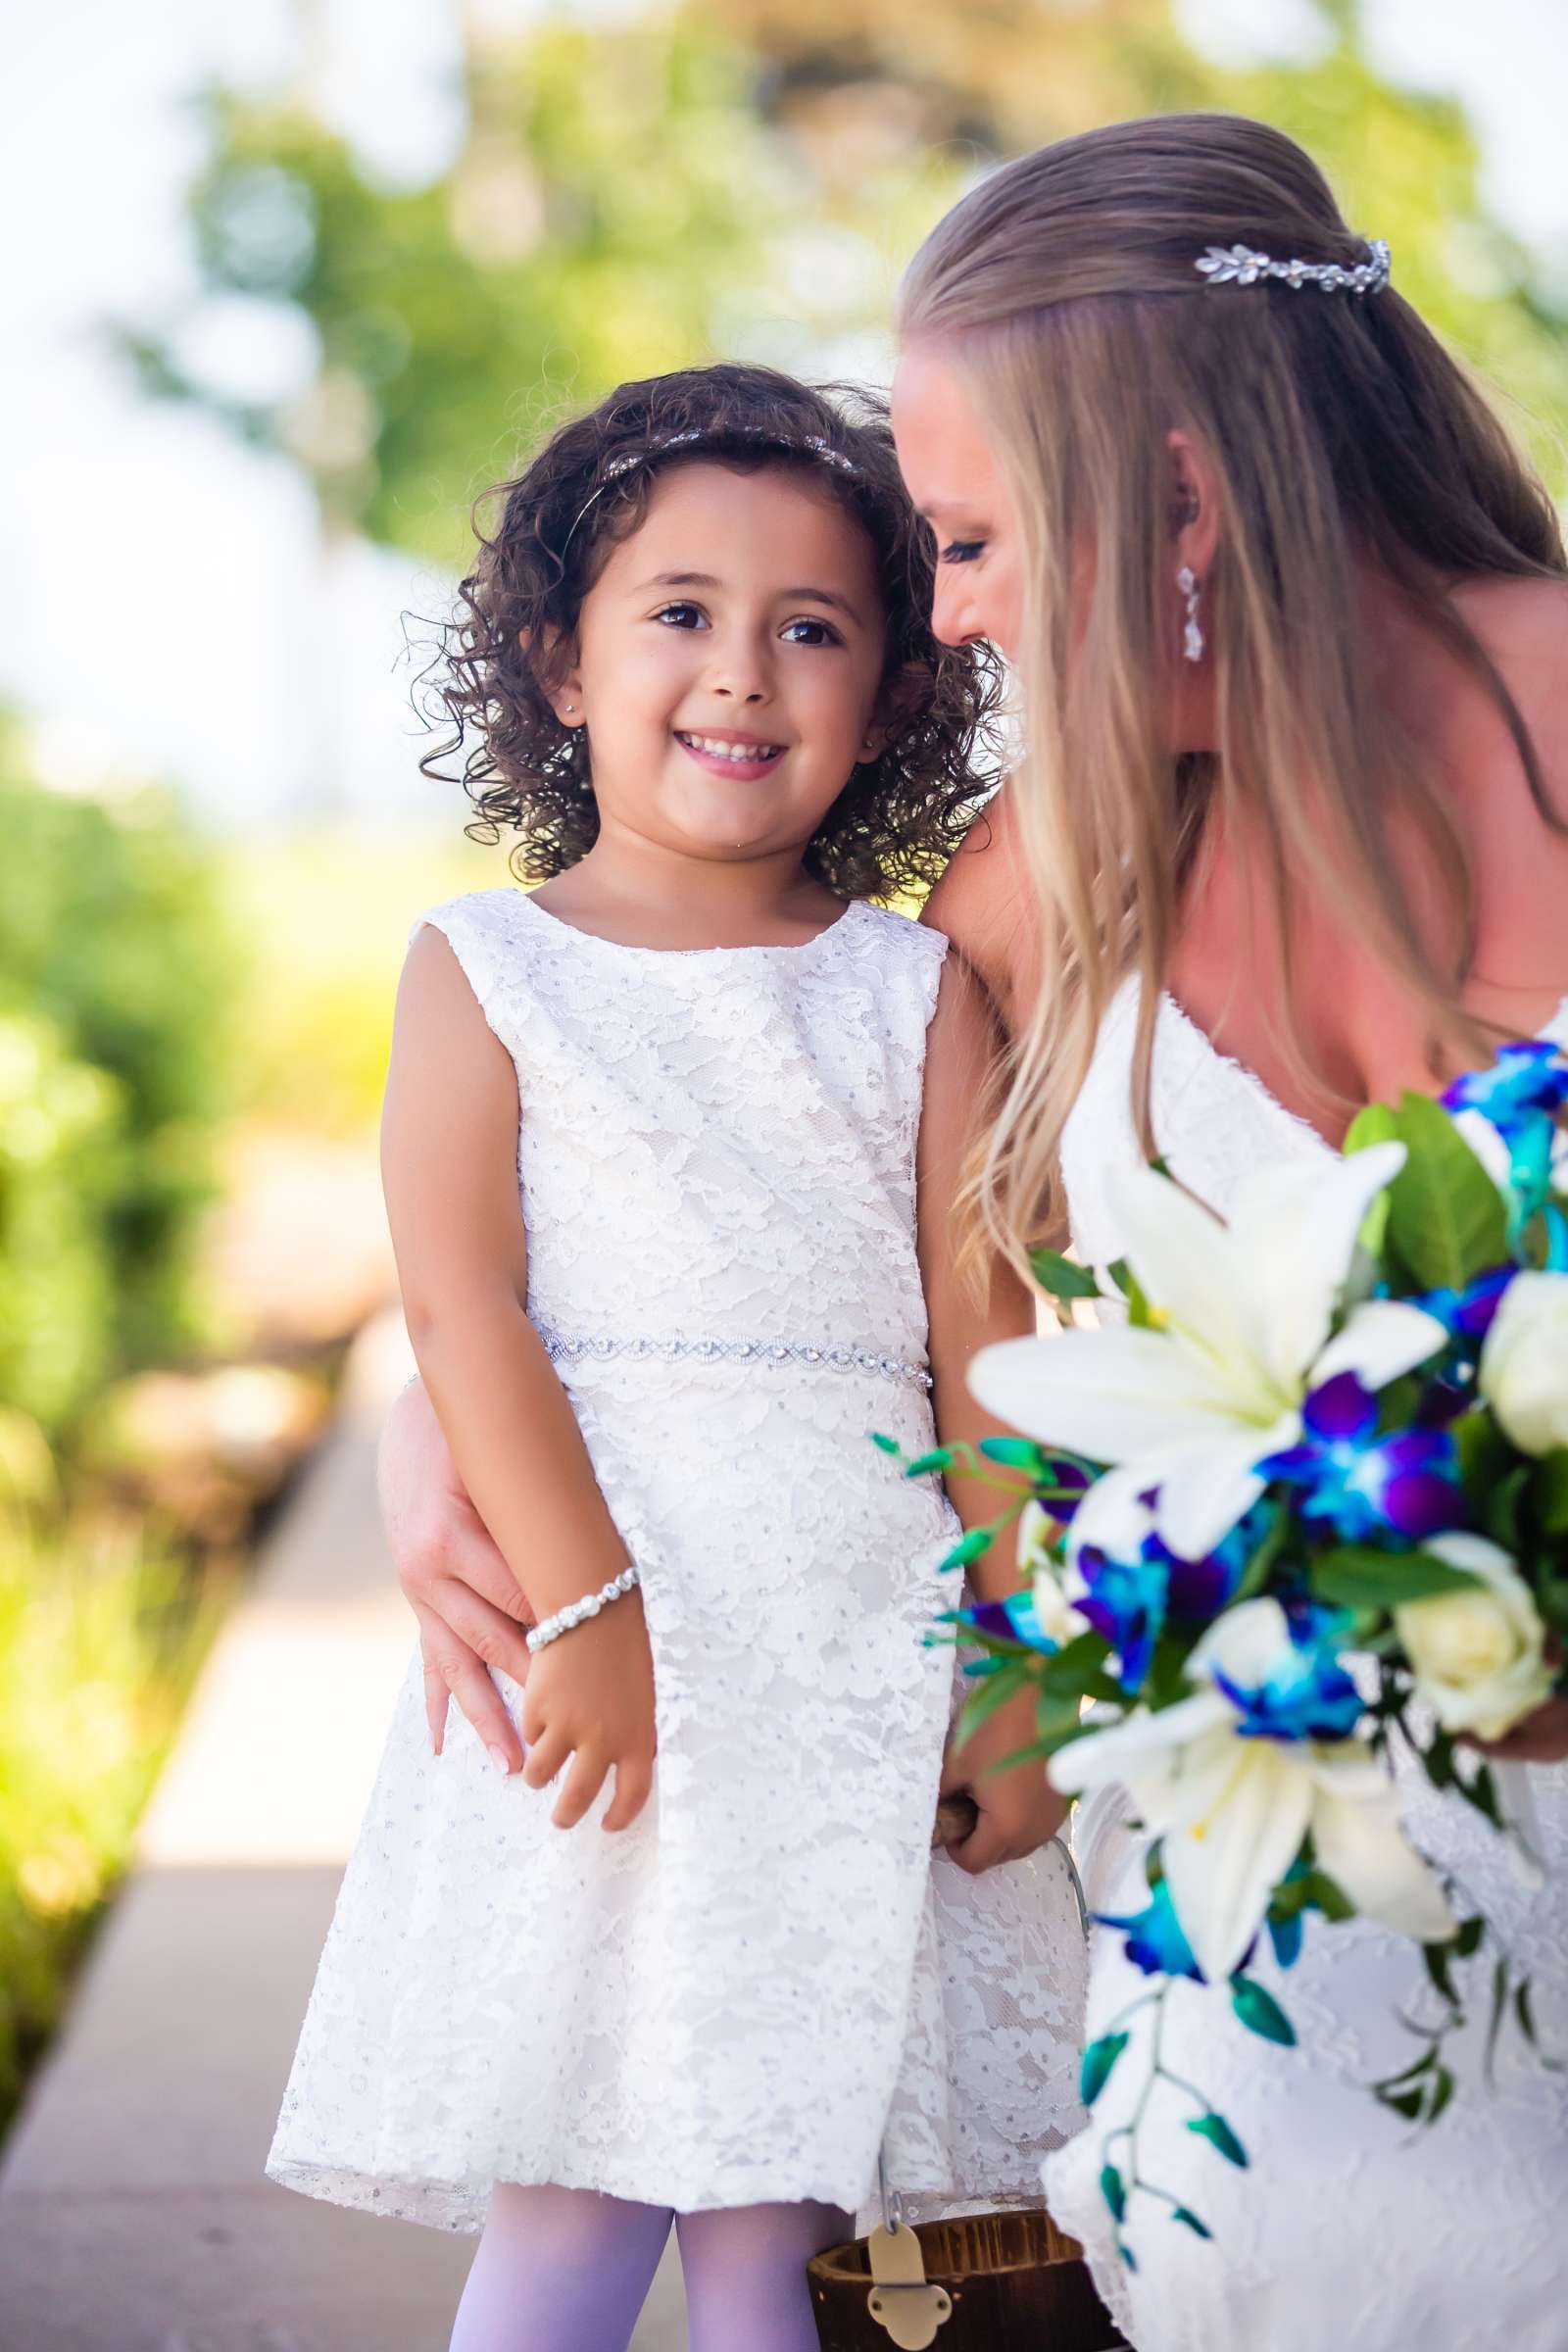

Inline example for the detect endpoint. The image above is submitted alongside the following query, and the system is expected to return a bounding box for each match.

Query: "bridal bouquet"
[877,1041,1568,2263]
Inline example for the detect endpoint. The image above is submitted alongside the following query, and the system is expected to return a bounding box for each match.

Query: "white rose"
[1395,1532,1552,1741]
[1479,1271,1568,1457]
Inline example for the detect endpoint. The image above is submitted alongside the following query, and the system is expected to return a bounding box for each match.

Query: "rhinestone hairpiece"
[564,426,861,550]
[1195,237,1392,297]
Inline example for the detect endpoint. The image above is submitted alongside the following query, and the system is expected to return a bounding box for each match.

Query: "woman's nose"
[930,573,977,652]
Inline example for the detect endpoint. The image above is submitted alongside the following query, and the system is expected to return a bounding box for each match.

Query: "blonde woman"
[896,114,1568,2352]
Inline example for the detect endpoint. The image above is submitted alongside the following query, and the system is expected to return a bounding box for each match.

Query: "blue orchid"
[957,1592,1059,1654]
[1442,1039,1568,1137]
[1098,1874,1206,1984]
[1208,1600,1364,1744]
[1257,1372,1467,1545]
[1443,1041,1568,1238]
[1067,1497,1266,1694]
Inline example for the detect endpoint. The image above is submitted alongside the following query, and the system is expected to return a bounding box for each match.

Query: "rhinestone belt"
[538,1328,932,1392]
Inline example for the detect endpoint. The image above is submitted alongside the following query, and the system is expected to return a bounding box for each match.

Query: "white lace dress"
[1042,977,1568,2351]
[267,888,1085,2231]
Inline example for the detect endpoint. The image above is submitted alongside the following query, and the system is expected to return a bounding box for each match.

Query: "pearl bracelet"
[525,1565,641,1654]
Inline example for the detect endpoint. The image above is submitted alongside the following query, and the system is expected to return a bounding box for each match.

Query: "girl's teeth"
[684,735,781,761]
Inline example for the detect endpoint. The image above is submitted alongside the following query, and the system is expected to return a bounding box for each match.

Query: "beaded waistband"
[537,1328,932,1392]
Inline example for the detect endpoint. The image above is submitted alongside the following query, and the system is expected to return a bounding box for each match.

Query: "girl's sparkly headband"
[563,426,862,552]
[1195,236,1392,296]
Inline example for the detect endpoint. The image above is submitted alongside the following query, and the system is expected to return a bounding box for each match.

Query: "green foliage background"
[130,0,1567,579]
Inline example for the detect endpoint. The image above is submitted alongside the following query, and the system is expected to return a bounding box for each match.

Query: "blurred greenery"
[130,0,1566,580]
[0,1496,231,2123]
[220,826,495,1135]
[0,724,233,1439]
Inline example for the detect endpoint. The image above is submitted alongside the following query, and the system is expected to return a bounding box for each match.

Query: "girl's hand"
[521,1588,658,1832]
[938,1687,1067,1876]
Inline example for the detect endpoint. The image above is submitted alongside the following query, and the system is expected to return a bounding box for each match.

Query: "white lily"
[970,1142,1447,1559]
[1049,1598,1456,1982]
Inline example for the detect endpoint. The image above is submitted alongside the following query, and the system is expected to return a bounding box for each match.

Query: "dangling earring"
[1177,565,1204,664]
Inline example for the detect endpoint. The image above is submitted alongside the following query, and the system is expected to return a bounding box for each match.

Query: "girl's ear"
[522,624,585,728]
[861,662,928,760]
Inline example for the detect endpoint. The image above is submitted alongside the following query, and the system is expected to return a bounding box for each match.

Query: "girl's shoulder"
[854,899,950,962]
[408,889,542,1025]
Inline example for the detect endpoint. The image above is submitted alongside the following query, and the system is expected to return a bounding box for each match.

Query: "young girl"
[267,363,1087,2352]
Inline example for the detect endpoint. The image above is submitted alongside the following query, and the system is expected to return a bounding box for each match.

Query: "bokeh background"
[2,0,1565,2230]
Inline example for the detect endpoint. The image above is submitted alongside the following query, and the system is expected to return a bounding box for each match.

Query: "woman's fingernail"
[486,1744,512,1777]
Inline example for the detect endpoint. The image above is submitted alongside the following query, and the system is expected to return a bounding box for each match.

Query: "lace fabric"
[267,890,1086,2231]
[1045,981,1568,2351]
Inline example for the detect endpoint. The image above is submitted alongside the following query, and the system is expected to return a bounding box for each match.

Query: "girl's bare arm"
[381,928,655,1829]
[916,953,1067,1874]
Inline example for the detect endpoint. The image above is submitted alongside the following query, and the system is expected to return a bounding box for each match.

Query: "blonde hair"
[900,114,1566,1273]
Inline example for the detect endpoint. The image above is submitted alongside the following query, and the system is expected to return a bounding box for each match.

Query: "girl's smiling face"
[890,343,1025,662]
[555,460,889,865]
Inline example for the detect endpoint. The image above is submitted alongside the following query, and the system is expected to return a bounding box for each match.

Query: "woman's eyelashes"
[650,603,844,648]
[940,538,987,565]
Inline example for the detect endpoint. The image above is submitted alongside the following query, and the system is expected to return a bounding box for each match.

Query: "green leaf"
[956,1662,1029,1747]
[1453,1410,1514,1501]
[1187,2112,1249,2169]
[904,1447,954,1478]
[1230,1976,1298,2047]
[1533,1449,1568,1536]
[1516,1979,1539,2047]
[1170,2206,1213,2239]
[1233,1504,1291,1605]
[1423,1941,1459,2009]
[938,1528,995,1573]
[1381,2085,1428,2122]
[1304,1868,1355,1924]
[1424,2066,1456,2128]
[1384,1090,1509,1290]
[1309,1544,1481,1610]
[870,1432,901,1455]
[978,1436,1047,1469]
[1099,2163,1127,2222]
[1455,1916,1485,1959]
[1028,1247,1102,1303]
[1080,2032,1130,2105]
[1487,1465,1529,1553]
[1344,1102,1399,1155]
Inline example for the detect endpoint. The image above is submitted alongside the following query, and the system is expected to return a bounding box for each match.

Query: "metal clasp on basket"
[865,2153,952,2348]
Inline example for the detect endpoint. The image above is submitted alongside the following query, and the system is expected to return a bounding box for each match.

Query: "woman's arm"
[917,953,1067,1874]
[381,928,655,1829]
[376,1377,534,1769]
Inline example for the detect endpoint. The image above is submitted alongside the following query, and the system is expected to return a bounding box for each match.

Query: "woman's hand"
[1465,1693,1568,1766]
[521,1589,657,1832]
[939,1687,1067,1876]
[377,1377,535,1773]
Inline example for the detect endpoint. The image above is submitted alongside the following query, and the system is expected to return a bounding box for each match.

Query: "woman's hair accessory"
[1196,237,1391,296]
[564,426,862,550]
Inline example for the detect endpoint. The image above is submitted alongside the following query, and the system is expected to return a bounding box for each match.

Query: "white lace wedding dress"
[267,888,1085,2231]
[1041,977,1568,2351]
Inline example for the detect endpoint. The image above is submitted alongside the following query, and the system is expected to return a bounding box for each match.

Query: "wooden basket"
[808,2209,1128,2351]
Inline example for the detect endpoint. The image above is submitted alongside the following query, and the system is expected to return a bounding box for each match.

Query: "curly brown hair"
[416,363,1004,900]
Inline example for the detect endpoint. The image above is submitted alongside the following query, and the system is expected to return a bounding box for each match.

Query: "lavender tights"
[449,2180,849,2352]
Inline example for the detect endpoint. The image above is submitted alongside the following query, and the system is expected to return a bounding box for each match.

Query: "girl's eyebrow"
[633,568,864,623]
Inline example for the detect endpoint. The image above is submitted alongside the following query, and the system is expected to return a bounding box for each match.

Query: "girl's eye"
[941,539,987,565]
[781,617,844,648]
[654,603,707,628]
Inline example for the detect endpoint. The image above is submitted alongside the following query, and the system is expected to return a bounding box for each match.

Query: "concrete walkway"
[0,1313,685,2352]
